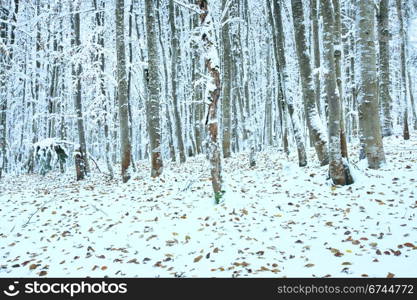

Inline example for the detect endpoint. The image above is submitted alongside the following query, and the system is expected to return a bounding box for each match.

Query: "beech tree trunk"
[169,0,186,163]
[221,0,232,158]
[311,0,321,117]
[378,0,393,137]
[94,0,114,179]
[199,0,224,203]
[321,0,352,185]
[357,0,386,169]
[332,0,348,159]
[145,0,163,177]
[396,0,410,140]
[0,1,19,177]
[291,0,329,166]
[73,1,89,180]
[269,0,307,167]
[115,0,131,182]
[408,70,417,130]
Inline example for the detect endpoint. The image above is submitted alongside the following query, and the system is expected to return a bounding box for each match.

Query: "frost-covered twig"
[22,198,55,228]
[179,173,205,193]
[87,153,102,174]
[91,204,109,217]
[173,0,202,14]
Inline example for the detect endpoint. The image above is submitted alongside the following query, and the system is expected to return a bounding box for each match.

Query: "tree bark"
[145,0,163,177]
[311,0,321,117]
[73,1,89,180]
[0,0,19,178]
[199,0,224,202]
[357,0,386,169]
[408,70,417,130]
[240,0,255,167]
[396,0,410,140]
[191,12,204,155]
[331,0,348,159]
[127,1,137,172]
[321,0,352,185]
[221,0,232,158]
[291,0,329,166]
[269,0,307,167]
[155,0,175,162]
[94,0,114,178]
[264,45,273,146]
[169,0,186,163]
[378,0,393,137]
[116,0,131,182]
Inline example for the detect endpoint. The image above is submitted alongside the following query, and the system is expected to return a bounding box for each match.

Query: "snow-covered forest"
[1,0,417,278]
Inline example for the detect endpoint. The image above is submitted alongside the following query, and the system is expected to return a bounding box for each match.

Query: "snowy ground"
[1,133,417,278]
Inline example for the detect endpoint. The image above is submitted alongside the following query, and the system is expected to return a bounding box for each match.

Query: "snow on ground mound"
[0,134,416,277]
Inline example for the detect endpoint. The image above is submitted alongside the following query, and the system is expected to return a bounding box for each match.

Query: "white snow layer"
[0,133,416,278]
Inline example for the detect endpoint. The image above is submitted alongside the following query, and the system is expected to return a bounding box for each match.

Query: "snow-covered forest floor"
[1,133,417,278]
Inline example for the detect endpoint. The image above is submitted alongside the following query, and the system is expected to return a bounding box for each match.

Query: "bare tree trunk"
[127,1,136,172]
[48,64,58,138]
[269,0,307,166]
[321,0,352,185]
[0,48,7,177]
[156,0,176,162]
[221,0,232,158]
[291,0,329,166]
[116,0,131,182]
[264,45,273,146]
[311,0,321,117]
[199,0,224,203]
[396,0,410,140]
[230,0,241,153]
[0,0,20,178]
[169,0,186,163]
[191,12,204,155]
[93,0,113,178]
[145,0,163,177]
[408,70,417,130]
[378,0,393,137]
[357,0,386,169]
[73,1,89,180]
[346,2,358,140]
[332,0,348,159]
[240,0,255,167]
[341,1,351,140]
